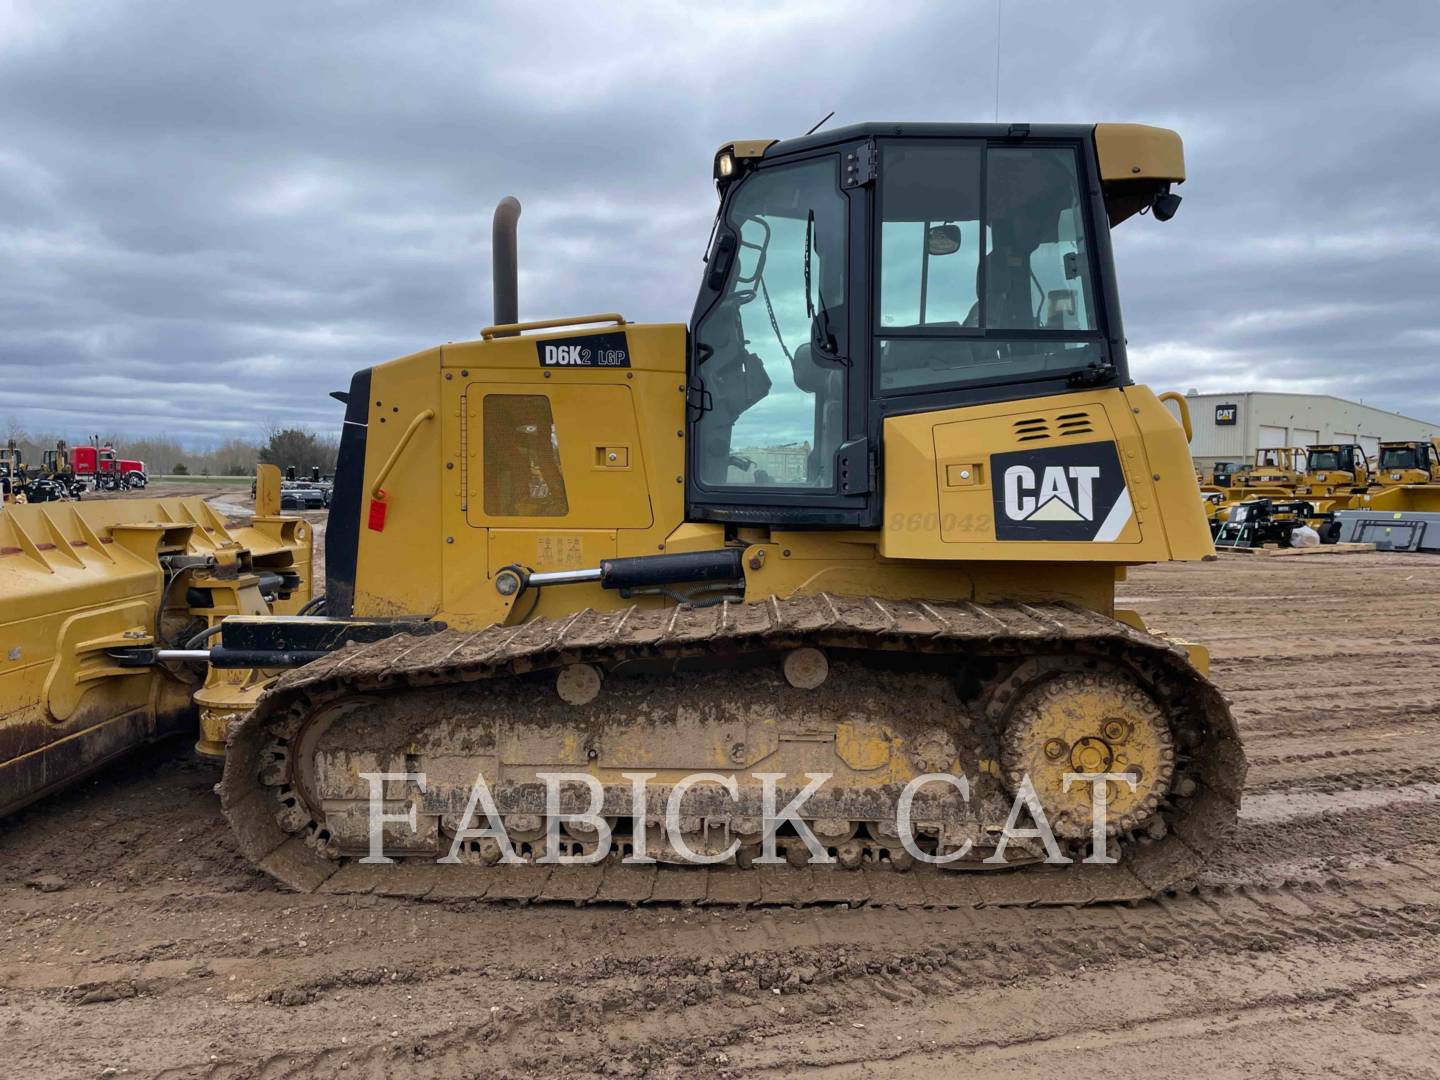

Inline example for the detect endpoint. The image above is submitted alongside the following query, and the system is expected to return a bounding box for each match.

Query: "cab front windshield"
[1307,450,1343,471]
[1379,446,1421,470]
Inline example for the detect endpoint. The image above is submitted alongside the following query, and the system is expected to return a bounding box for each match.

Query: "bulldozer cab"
[0,442,23,485]
[1210,461,1242,486]
[1243,446,1304,486]
[320,121,1204,624]
[1307,446,1359,475]
[1256,447,1296,469]
[1303,443,1367,480]
[1376,440,1440,484]
[42,442,70,477]
[686,123,1178,527]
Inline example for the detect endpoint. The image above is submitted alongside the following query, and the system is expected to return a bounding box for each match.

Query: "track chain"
[220,593,1245,905]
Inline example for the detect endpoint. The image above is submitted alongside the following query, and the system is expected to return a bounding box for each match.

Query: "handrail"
[480,313,627,341]
[371,409,435,499]
[1158,391,1193,443]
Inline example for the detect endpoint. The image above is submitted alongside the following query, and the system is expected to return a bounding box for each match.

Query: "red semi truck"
[71,440,147,490]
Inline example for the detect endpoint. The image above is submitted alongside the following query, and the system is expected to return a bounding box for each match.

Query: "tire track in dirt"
[120,860,1440,1079]
[3,552,1440,1078]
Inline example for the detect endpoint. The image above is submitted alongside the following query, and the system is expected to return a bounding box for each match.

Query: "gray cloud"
[2,0,1438,444]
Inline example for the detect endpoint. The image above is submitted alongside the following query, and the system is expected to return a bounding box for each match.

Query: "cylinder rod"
[527,567,603,586]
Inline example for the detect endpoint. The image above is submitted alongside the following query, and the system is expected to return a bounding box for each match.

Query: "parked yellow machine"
[0,122,1244,905]
[1293,443,1372,504]
[1235,447,1306,496]
[1373,439,1440,486]
[178,121,1244,905]
[1200,448,1301,529]
[0,441,25,489]
[1330,453,1440,551]
[41,440,72,480]
[0,466,312,815]
[1340,443,1440,528]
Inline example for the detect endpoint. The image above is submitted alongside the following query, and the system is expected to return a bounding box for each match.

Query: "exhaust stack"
[492,196,521,335]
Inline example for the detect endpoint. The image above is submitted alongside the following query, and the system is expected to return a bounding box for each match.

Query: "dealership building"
[1173,391,1440,471]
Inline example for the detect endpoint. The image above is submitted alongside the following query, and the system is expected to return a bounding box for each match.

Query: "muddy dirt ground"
[60,481,253,504]
[4,551,1440,1078]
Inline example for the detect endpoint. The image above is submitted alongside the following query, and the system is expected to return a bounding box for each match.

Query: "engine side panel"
[880,385,1213,562]
[344,324,688,626]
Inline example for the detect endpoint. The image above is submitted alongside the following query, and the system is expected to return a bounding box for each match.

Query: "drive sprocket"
[1000,670,1175,841]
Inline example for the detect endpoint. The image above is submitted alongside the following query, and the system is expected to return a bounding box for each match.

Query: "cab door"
[687,144,876,526]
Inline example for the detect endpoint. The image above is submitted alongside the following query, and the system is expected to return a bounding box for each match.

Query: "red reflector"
[367,498,388,531]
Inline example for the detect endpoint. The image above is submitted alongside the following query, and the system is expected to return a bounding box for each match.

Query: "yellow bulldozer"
[1235,446,1306,496]
[4,121,1244,906]
[1203,446,1317,534]
[1374,438,1440,486]
[1293,442,1371,503]
[1328,437,1440,551]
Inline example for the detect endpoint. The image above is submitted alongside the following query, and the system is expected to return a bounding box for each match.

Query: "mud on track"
[2,552,1439,1079]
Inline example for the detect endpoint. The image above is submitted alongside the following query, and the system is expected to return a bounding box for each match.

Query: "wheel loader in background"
[6,122,1246,907]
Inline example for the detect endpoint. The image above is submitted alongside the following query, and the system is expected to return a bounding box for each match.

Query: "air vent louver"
[1012,410,1094,442]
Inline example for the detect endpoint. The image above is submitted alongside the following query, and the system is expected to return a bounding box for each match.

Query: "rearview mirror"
[926,224,962,256]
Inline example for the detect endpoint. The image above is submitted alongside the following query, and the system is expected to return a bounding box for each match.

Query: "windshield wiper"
[812,290,841,361]
[804,209,844,363]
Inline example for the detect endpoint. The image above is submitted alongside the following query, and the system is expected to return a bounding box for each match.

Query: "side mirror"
[926,224,962,256]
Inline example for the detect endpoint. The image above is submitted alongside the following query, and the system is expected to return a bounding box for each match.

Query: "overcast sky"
[2,0,1438,445]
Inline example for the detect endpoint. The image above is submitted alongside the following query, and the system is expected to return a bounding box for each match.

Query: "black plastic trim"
[220,614,441,652]
[324,367,371,618]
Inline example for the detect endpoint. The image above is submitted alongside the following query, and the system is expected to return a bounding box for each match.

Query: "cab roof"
[715,122,1185,224]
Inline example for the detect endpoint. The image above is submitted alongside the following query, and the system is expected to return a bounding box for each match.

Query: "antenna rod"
[805,110,835,137]
[993,0,1003,122]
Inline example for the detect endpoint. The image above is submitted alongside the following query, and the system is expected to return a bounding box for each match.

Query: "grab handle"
[1158,391,1193,443]
[371,409,435,499]
[481,313,627,341]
